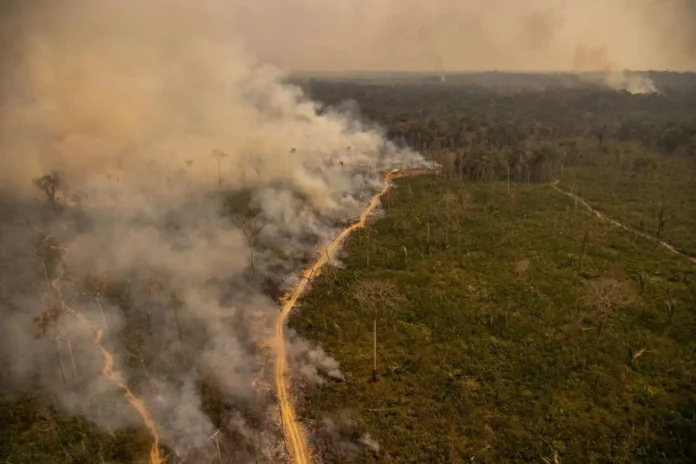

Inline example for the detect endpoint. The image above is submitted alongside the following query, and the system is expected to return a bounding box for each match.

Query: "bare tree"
[583,277,633,337]
[353,280,404,382]
[124,334,153,392]
[34,304,71,385]
[663,298,677,335]
[232,208,266,273]
[577,231,590,275]
[637,269,647,295]
[365,225,372,267]
[211,149,228,187]
[456,189,472,250]
[441,192,457,248]
[170,292,187,368]
[655,194,666,239]
[82,278,109,329]
[33,172,62,209]
[507,163,511,195]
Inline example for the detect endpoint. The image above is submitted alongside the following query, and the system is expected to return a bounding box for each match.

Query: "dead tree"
[211,149,228,187]
[170,292,187,368]
[365,225,372,267]
[33,172,61,209]
[82,278,109,329]
[582,277,632,338]
[638,269,647,295]
[34,305,73,385]
[456,190,472,250]
[441,192,457,248]
[578,231,590,275]
[125,337,153,392]
[655,196,666,239]
[232,208,266,274]
[426,212,431,255]
[353,280,404,382]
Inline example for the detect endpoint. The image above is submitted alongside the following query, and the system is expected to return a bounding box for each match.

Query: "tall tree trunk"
[66,337,78,380]
[507,166,510,195]
[458,152,465,181]
[656,201,665,239]
[366,227,371,267]
[54,339,68,386]
[171,296,187,368]
[445,215,449,248]
[456,219,461,251]
[372,316,377,382]
[95,296,108,329]
[578,231,589,275]
[426,215,431,255]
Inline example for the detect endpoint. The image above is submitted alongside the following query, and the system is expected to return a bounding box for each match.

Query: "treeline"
[422,137,671,184]
[299,74,696,169]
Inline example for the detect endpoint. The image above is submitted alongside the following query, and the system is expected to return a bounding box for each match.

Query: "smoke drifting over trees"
[0,0,426,461]
[229,0,696,73]
[231,0,696,93]
[1,0,694,461]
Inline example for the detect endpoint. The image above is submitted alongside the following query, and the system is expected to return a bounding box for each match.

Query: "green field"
[290,175,696,463]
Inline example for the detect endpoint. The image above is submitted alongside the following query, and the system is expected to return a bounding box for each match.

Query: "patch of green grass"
[291,176,696,463]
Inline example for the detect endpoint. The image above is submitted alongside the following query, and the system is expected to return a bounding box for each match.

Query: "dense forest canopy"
[295,71,696,159]
[293,71,696,258]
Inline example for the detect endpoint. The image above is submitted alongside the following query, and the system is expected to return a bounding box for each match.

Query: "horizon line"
[289,69,696,75]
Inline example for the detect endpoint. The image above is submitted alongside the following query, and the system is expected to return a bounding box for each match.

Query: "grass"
[290,176,696,463]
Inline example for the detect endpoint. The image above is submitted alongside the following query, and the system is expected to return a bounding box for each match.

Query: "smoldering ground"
[0,0,426,461]
[310,412,381,462]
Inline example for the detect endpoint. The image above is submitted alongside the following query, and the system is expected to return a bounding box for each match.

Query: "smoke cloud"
[0,0,425,461]
[228,0,696,73]
[312,413,381,461]
[230,0,696,93]
[1,0,691,460]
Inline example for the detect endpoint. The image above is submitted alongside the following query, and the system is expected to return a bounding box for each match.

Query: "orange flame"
[50,246,164,464]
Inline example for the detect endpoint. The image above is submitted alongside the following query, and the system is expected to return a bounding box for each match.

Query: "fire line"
[273,168,437,464]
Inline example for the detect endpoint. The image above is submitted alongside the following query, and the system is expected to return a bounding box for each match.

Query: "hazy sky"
[228,0,696,72]
[1,0,694,75]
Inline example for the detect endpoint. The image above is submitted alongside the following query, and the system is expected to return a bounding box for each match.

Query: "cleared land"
[558,152,696,257]
[291,176,696,464]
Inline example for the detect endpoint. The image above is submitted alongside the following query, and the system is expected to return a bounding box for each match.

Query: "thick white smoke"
[0,0,426,461]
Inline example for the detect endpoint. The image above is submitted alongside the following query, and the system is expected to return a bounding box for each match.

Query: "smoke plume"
[2,0,691,460]
[0,0,425,461]
[227,0,696,73]
[312,413,381,461]
[571,45,660,94]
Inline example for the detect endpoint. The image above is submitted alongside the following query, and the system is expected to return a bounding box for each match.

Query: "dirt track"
[273,168,438,464]
[550,181,695,265]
